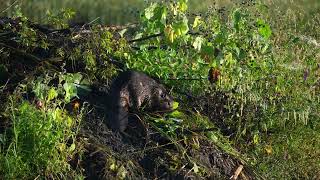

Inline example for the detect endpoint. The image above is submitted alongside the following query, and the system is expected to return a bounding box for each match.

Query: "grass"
[236,0,320,178]
[0,76,85,179]
[1,0,233,25]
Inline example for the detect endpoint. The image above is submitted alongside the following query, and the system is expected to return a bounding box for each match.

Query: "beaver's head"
[150,86,173,111]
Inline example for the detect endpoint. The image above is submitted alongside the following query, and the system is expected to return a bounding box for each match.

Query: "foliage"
[1,0,219,25]
[0,0,319,179]
[126,0,274,137]
[123,1,319,178]
[0,74,85,179]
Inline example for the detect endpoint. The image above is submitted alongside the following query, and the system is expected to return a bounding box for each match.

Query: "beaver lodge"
[0,11,273,179]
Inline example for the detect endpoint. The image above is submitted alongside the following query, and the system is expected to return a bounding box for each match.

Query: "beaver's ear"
[153,86,161,94]
[156,88,166,98]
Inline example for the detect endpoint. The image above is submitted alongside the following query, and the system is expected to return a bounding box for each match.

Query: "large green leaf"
[257,19,272,39]
[144,3,158,20]
[172,16,189,36]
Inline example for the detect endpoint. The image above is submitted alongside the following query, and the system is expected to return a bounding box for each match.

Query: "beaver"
[108,70,174,132]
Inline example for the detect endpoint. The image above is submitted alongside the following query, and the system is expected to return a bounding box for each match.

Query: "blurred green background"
[1,0,319,26]
[0,0,234,25]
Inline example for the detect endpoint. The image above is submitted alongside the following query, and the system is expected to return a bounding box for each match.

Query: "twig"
[86,17,100,26]
[231,165,244,180]
[129,139,185,154]
[187,127,217,133]
[167,77,207,81]
[0,79,10,92]
[0,0,19,14]
[100,22,139,31]
[128,32,162,43]
[128,30,204,44]
[0,42,41,62]
[0,32,12,37]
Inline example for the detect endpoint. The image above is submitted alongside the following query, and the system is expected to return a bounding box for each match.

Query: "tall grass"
[1,0,232,25]
[0,86,84,179]
[243,0,320,178]
[1,0,143,24]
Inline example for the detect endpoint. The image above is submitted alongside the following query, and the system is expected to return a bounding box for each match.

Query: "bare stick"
[0,0,19,14]
[231,165,244,180]
[128,33,162,43]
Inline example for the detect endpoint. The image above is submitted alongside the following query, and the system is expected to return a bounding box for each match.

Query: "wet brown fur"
[108,71,173,132]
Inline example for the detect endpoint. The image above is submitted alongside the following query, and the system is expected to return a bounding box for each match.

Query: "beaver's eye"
[160,93,166,99]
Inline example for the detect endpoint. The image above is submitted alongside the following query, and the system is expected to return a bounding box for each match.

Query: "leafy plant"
[0,73,85,179]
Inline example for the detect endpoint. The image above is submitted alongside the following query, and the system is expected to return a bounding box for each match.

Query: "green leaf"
[257,19,272,39]
[145,3,158,20]
[192,16,202,29]
[173,101,179,109]
[69,143,76,152]
[202,43,215,56]
[63,82,77,103]
[193,36,204,51]
[178,0,188,12]
[62,73,83,84]
[172,16,189,36]
[233,9,241,31]
[118,28,127,38]
[47,88,58,102]
[253,133,260,144]
[164,25,175,43]
[193,162,199,173]
[33,79,46,100]
[169,110,183,118]
[154,5,167,25]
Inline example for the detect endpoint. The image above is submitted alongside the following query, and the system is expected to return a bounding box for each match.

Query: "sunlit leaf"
[58,143,66,152]
[164,25,175,43]
[63,82,77,103]
[145,3,158,19]
[173,101,179,109]
[67,116,73,127]
[193,36,204,51]
[257,19,272,39]
[118,166,128,179]
[109,162,117,171]
[47,88,58,102]
[178,0,188,12]
[192,16,202,29]
[118,28,127,38]
[193,162,199,173]
[265,145,273,155]
[169,110,183,118]
[69,143,76,152]
[253,133,260,144]
[172,16,189,36]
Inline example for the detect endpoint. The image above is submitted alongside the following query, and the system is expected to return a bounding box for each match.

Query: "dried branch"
[128,33,162,43]
[0,42,41,62]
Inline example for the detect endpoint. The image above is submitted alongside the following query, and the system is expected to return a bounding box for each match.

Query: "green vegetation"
[1,0,225,25]
[0,0,319,179]
[0,75,85,179]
